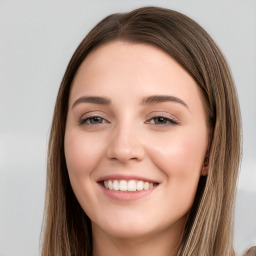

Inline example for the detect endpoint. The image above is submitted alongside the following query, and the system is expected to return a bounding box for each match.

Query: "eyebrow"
[141,95,188,109]
[71,95,188,109]
[72,96,111,109]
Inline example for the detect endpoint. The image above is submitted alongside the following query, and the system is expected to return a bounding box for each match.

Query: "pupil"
[92,117,101,123]
[155,117,166,124]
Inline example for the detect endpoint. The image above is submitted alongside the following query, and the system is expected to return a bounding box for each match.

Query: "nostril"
[105,131,145,162]
[105,144,145,162]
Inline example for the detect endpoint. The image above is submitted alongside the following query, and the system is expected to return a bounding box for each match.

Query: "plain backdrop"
[0,0,255,255]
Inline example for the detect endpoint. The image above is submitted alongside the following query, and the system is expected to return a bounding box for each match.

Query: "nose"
[105,124,145,163]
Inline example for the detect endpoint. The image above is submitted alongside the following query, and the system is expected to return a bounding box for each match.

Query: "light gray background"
[0,0,255,255]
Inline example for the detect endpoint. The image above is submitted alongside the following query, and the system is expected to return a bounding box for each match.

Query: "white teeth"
[127,180,137,191]
[104,180,108,189]
[136,181,144,191]
[119,180,127,191]
[108,180,113,190]
[143,182,149,190]
[113,180,119,190]
[102,179,157,191]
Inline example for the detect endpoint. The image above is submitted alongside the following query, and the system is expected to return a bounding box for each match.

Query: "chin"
[91,208,187,241]
[93,221,156,239]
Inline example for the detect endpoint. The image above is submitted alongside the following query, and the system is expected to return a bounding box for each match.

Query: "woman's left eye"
[147,116,178,126]
[79,116,107,125]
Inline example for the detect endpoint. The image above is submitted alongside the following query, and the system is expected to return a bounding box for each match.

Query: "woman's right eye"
[79,116,107,125]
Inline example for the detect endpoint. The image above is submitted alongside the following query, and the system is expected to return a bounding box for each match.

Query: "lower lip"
[99,184,157,201]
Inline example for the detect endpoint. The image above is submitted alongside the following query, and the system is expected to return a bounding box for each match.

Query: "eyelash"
[79,116,108,126]
[146,116,179,126]
[79,115,179,127]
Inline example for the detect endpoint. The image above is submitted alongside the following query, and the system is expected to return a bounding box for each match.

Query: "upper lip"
[97,174,160,184]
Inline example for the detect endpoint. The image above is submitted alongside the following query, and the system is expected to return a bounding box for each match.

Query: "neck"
[92,223,184,256]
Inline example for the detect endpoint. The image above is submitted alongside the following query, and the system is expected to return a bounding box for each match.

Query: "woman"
[41,6,250,256]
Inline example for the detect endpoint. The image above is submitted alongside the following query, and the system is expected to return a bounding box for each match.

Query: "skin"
[64,41,209,256]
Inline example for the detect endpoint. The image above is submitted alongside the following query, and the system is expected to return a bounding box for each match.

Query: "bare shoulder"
[244,246,256,256]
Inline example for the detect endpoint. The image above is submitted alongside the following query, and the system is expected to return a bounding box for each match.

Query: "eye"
[147,116,178,126]
[79,116,107,125]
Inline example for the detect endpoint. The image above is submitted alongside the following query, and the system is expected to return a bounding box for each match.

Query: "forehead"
[72,41,194,90]
[69,41,207,116]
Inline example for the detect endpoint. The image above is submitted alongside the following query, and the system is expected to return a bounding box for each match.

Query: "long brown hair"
[41,6,241,256]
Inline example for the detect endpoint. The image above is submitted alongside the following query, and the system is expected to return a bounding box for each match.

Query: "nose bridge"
[106,120,144,162]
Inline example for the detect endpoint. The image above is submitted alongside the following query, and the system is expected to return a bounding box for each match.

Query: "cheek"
[64,131,104,177]
[147,127,208,195]
[64,132,104,216]
[148,133,207,216]
[152,144,203,177]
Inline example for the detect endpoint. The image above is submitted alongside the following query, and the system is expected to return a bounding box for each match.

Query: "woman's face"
[65,41,209,240]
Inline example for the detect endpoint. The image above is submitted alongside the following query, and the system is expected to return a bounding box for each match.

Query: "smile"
[101,179,158,192]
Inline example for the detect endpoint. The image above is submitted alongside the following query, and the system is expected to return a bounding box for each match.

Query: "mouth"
[99,179,159,192]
